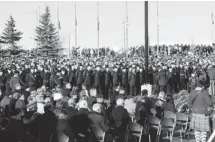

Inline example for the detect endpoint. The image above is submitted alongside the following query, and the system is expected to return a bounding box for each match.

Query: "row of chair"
[148,110,189,142]
[91,110,190,142]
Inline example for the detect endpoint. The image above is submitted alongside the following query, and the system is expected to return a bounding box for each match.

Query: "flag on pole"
[58,20,61,30]
[97,19,100,31]
[212,12,214,25]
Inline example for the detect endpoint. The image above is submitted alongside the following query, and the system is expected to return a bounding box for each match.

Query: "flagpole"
[69,33,71,59]
[126,1,128,58]
[212,12,214,46]
[145,1,149,83]
[75,2,77,49]
[97,2,100,58]
[123,18,126,53]
[157,0,159,57]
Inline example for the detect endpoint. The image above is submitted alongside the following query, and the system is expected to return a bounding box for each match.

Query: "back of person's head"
[96,94,104,103]
[14,83,21,91]
[12,91,21,100]
[79,100,88,109]
[66,83,71,89]
[44,97,53,104]
[158,92,165,100]
[116,98,124,107]
[166,95,173,103]
[55,101,67,110]
[68,98,76,107]
[90,88,97,97]
[141,89,148,96]
[92,103,102,113]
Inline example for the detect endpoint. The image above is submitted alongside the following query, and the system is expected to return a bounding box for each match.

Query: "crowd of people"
[0,44,215,142]
[67,44,213,58]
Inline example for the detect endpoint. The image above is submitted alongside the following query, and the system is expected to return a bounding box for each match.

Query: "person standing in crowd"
[0,69,6,96]
[157,66,167,93]
[10,71,21,93]
[207,64,215,96]
[69,65,77,89]
[112,66,119,93]
[94,66,101,94]
[5,68,13,96]
[105,66,112,100]
[121,67,129,96]
[76,65,84,91]
[188,75,213,142]
[84,65,93,91]
[129,66,137,96]
[43,67,51,88]
[25,67,37,90]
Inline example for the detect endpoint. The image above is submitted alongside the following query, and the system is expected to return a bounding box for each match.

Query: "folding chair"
[90,127,105,142]
[159,117,175,142]
[174,112,189,142]
[125,122,143,142]
[147,115,161,142]
[164,110,176,120]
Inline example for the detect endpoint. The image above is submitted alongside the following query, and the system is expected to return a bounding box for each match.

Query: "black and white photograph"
[0,0,215,142]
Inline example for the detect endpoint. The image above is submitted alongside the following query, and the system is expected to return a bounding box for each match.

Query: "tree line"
[0,6,62,57]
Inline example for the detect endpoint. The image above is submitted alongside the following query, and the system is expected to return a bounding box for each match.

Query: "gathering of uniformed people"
[0,44,215,142]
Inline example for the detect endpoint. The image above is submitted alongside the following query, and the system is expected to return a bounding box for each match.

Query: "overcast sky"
[0,1,215,50]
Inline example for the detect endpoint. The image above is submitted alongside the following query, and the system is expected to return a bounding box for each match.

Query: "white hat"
[53,93,63,101]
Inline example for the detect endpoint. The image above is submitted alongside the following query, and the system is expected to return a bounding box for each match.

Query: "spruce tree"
[35,6,61,56]
[1,15,22,50]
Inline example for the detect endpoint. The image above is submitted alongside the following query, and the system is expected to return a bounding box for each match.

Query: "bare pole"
[97,2,100,58]
[75,2,77,49]
[145,1,149,83]
[212,12,214,46]
[126,1,128,58]
[123,18,126,54]
[69,33,71,59]
[157,0,159,57]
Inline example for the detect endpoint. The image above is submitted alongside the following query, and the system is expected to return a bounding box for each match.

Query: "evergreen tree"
[1,15,22,50]
[35,6,62,56]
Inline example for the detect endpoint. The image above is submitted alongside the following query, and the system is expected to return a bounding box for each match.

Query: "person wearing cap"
[54,71,63,88]
[61,68,69,88]
[0,69,6,96]
[88,88,97,109]
[69,65,77,88]
[157,66,168,93]
[43,66,51,88]
[121,67,129,96]
[188,75,213,142]
[84,65,93,91]
[76,65,84,91]
[25,67,37,90]
[129,66,137,96]
[105,66,112,100]
[112,67,119,93]
[9,71,21,92]
[94,65,101,94]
